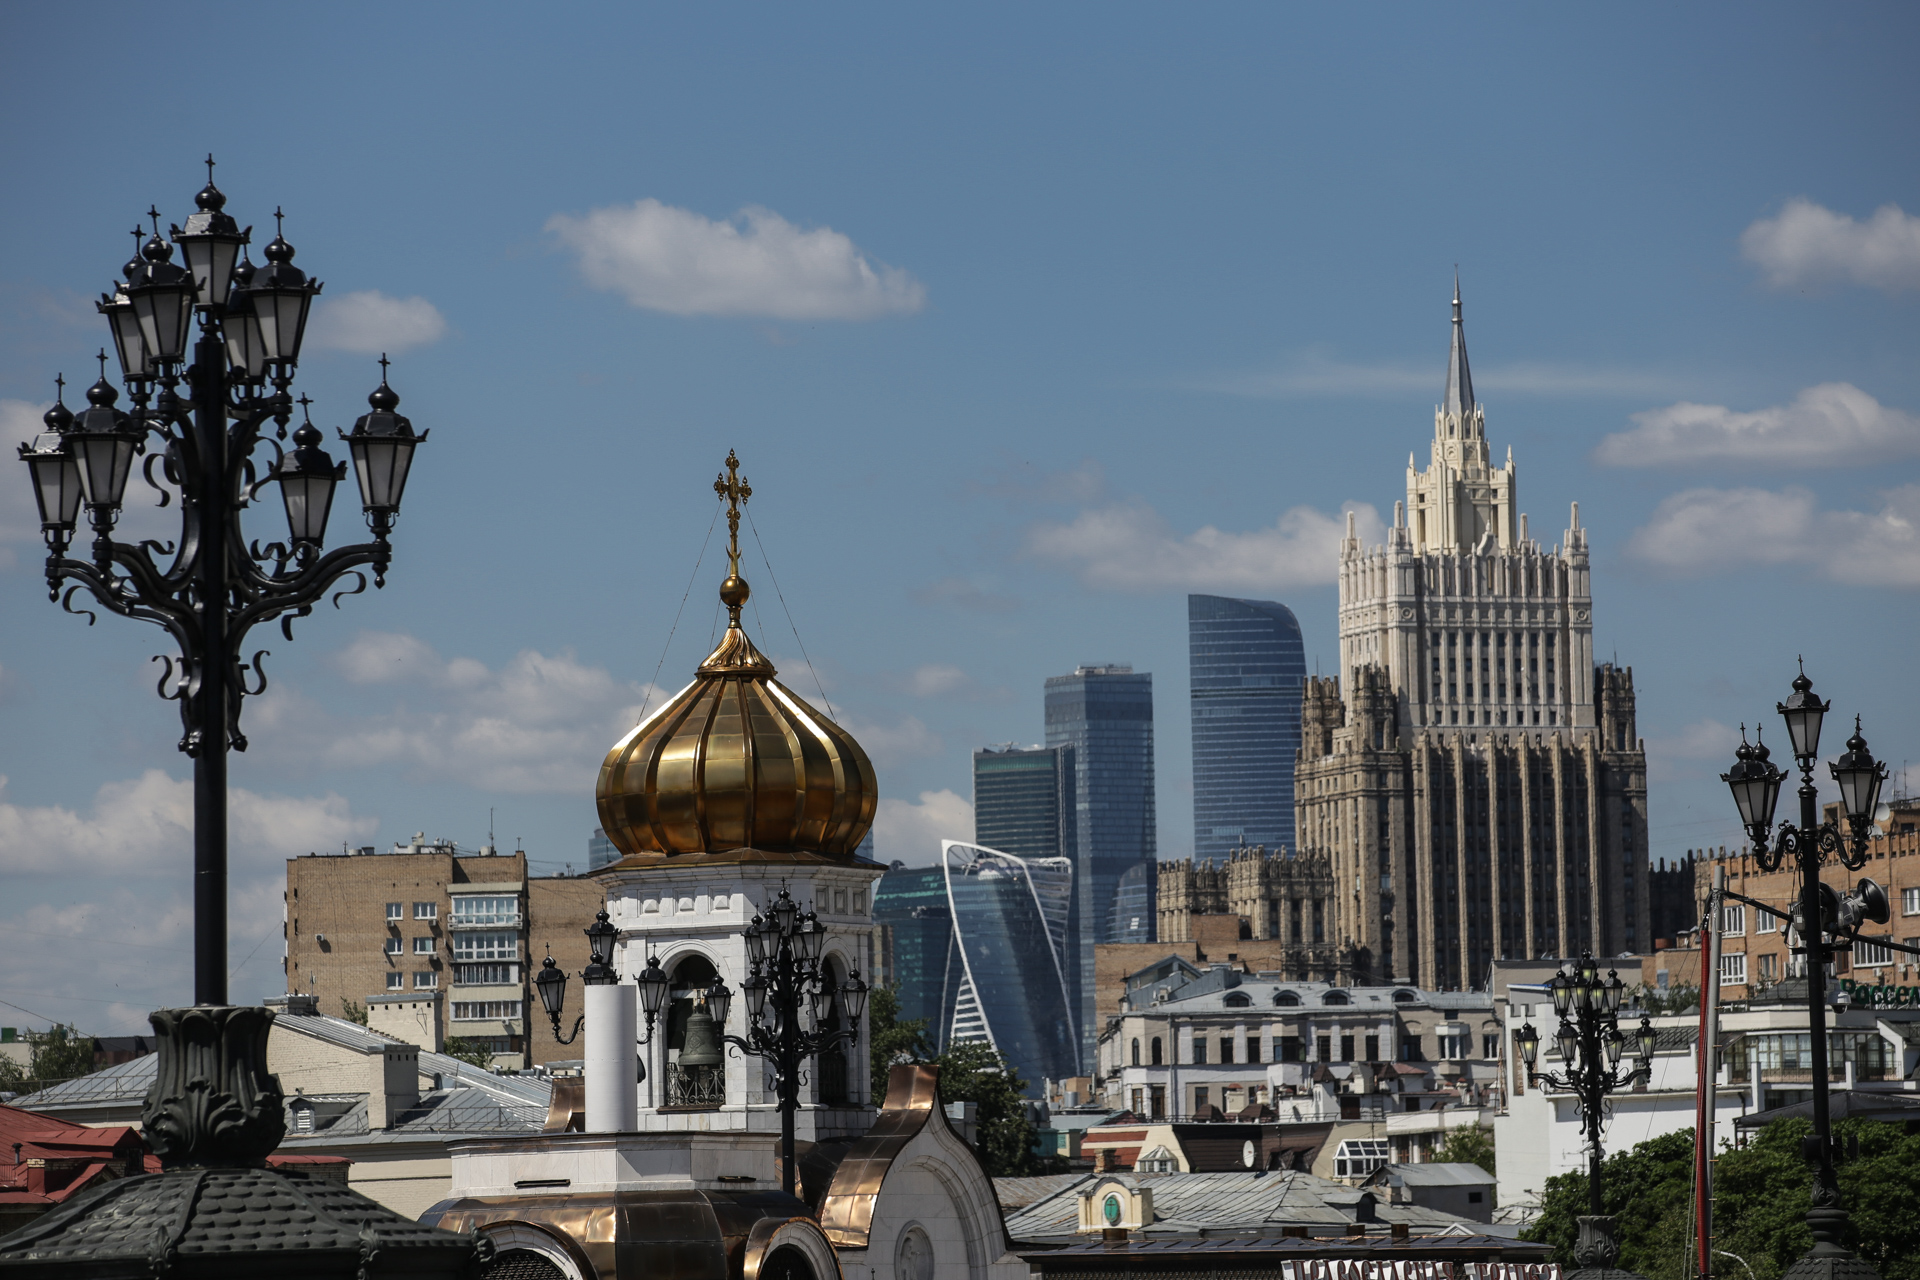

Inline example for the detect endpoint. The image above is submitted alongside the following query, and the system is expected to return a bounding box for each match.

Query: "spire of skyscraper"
[1443,271,1475,419]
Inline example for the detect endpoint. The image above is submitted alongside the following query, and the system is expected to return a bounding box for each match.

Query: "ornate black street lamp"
[1516,953,1656,1278]
[1721,666,1889,1280]
[534,909,670,1050]
[713,887,868,1197]
[16,160,425,1009]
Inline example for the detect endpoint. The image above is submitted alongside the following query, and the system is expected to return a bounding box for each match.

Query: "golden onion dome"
[595,453,877,865]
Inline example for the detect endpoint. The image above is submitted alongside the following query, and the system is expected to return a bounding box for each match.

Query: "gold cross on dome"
[714,449,751,577]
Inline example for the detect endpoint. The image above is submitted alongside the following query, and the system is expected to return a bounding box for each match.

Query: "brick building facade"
[284,837,605,1071]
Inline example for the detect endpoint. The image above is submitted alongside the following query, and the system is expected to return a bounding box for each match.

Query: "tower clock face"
[1103,1194,1121,1226]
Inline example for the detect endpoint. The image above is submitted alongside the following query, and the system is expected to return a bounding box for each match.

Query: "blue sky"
[2,3,1917,1031]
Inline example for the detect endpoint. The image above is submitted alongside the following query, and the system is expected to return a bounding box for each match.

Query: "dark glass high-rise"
[1188,595,1307,861]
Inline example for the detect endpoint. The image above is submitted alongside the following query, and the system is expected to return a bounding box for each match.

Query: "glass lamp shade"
[1777,671,1829,762]
[797,913,825,962]
[1637,1017,1658,1062]
[841,968,868,1026]
[636,954,671,1019]
[98,292,151,381]
[534,955,568,1019]
[1830,721,1887,826]
[221,268,269,383]
[128,235,197,366]
[1577,955,1599,987]
[243,232,319,365]
[1549,973,1574,1019]
[771,889,800,936]
[276,424,342,544]
[1515,1022,1541,1067]
[21,434,83,533]
[744,916,771,966]
[343,375,423,515]
[808,975,831,1024]
[705,980,732,1029]
[743,968,768,1022]
[1722,738,1784,834]
[71,378,139,513]
[172,182,248,310]
[1555,1023,1580,1066]
[1575,978,1594,1014]
[582,909,619,984]
[1604,1026,1625,1069]
[1603,971,1625,1015]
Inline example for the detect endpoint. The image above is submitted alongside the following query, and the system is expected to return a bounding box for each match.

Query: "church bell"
[678,1000,724,1067]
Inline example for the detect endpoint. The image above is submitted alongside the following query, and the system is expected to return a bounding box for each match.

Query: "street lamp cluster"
[1721,666,1890,1280]
[15,159,425,1008]
[1516,956,1657,1228]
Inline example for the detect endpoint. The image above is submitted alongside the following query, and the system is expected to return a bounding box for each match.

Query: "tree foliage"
[1522,1119,1920,1280]
[1631,984,1700,1017]
[440,1037,497,1069]
[866,984,931,1108]
[1434,1124,1497,1175]
[0,1024,98,1090]
[340,998,369,1027]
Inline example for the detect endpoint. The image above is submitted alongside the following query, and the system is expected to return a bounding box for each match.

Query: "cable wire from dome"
[746,504,835,721]
[634,497,723,728]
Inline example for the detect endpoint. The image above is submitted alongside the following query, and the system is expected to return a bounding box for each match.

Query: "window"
[1337,1034,1353,1062]
[1904,888,1920,917]
[1274,990,1300,1007]
[452,930,519,962]
[1151,1037,1163,1066]
[1854,937,1894,968]
[1720,904,1745,937]
[454,962,519,985]
[412,936,435,954]
[1719,952,1747,986]
[1402,1035,1424,1062]
[1758,953,1778,983]
[1484,1034,1500,1058]
[414,971,438,989]
[291,1104,314,1133]
[1437,1025,1470,1059]
[1280,1035,1303,1063]
[1757,909,1781,934]
[452,1000,522,1020]
[385,972,404,989]
[384,937,402,956]
[1247,1036,1262,1064]
[1131,1038,1141,1067]
[413,902,437,920]
[1316,1035,1331,1062]
[1333,1139,1391,1178]
[1192,1038,1207,1065]
[450,895,518,927]
[1193,1087,1209,1113]
[1224,991,1251,1007]
[1365,1034,1379,1061]
[1322,990,1350,1006]
[385,903,402,921]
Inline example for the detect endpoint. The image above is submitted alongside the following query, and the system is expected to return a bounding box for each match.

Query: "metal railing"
[665,1063,724,1110]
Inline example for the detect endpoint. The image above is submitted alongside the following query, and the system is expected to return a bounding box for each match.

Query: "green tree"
[440,1037,497,1070]
[933,1039,1049,1177]
[866,984,931,1107]
[1631,984,1700,1017]
[0,1024,97,1090]
[1434,1123,1497,1176]
[340,998,369,1026]
[1524,1128,1695,1280]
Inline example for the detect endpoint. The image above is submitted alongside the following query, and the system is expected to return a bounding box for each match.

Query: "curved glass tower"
[941,840,1079,1090]
[1189,595,1306,862]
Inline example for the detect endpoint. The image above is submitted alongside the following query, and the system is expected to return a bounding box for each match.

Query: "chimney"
[366,1041,420,1130]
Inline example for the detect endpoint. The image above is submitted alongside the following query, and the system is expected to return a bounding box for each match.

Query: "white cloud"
[871,789,972,868]
[838,714,942,765]
[903,664,967,698]
[1596,384,1920,469]
[1645,718,1741,784]
[1741,198,1920,293]
[1192,349,1684,400]
[1026,498,1384,593]
[1627,484,1920,587]
[307,290,447,354]
[257,631,658,794]
[0,769,375,876]
[546,198,925,320]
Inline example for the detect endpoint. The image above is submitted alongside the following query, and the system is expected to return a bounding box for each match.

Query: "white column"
[585,982,638,1133]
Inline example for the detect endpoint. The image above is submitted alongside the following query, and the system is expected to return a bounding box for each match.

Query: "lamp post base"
[1566,1215,1647,1280]
[1782,1208,1882,1280]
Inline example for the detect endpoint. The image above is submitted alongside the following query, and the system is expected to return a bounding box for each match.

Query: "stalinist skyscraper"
[1295,282,1649,990]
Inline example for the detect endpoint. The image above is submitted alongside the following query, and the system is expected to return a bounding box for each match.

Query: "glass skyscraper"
[941,840,1078,1091]
[1188,595,1306,862]
[872,862,956,1045]
[973,745,1073,863]
[1044,664,1155,1070]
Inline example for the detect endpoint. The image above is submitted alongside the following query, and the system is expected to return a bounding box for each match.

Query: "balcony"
[447,912,523,930]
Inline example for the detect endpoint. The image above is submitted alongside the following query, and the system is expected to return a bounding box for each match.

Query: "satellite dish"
[1243,1140,1256,1168]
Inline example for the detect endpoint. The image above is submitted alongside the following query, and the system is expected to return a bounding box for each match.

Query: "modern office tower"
[1188,595,1307,862]
[973,745,1073,863]
[1296,281,1649,989]
[871,862,957,1047]
[1110,860,1157,944]
[587,828,619,871]
[940,840,1079,1090]
[1044,664,1155,1069]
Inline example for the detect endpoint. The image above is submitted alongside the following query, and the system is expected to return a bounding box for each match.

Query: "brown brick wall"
[525,877,607,1068]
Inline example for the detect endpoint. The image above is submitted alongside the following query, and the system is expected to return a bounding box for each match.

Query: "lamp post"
[1516,953,1656,1276]
[1721,666,1888,1280]
[715,887,869,1197]
[16,160,425,1009]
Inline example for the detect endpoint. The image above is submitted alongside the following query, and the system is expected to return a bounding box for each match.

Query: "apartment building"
[284,835,604,1071]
